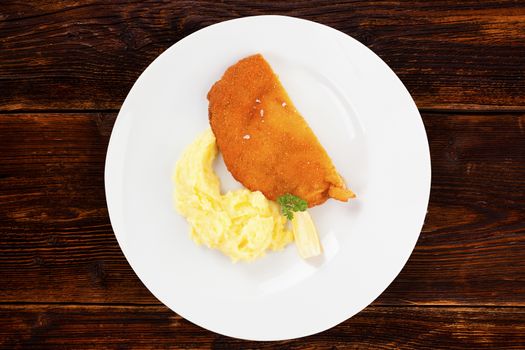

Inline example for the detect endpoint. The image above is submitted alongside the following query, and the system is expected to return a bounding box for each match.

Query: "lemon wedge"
[291,211,323,259]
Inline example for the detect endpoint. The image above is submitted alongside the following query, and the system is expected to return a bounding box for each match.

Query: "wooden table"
[1,2,524,348]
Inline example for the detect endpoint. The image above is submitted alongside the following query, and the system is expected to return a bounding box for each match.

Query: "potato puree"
[173,129,293,262]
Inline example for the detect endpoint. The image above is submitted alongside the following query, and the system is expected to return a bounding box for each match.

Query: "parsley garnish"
[277,193,308,220]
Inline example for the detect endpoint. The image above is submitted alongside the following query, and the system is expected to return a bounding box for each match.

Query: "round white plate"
[105,15,430,341]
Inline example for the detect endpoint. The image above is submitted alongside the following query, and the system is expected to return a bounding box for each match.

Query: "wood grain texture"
[380,113,525,305]
[0,112,524,306]
[0,305,524,349]
[1,1,525,111]
[0,113,157,304]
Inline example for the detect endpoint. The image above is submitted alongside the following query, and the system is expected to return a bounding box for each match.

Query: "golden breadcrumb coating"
[208,54,355,207]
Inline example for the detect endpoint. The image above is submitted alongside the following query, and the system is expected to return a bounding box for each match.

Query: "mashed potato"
[173,129,293,262]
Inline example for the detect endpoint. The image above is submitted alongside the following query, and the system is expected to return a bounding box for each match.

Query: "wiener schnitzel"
[208,54,355,207]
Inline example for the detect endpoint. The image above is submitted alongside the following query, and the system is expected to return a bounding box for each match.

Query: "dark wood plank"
[0,112,524,305]
[1,1,524,111]
[0,305,524,349]
[0,113,157,304]
[380,113,525,305]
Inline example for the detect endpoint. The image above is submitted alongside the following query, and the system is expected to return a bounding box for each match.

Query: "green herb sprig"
[277,193,308,220]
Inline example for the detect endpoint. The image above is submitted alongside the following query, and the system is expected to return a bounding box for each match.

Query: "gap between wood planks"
[0,301,524,309]
[1,107,525,115]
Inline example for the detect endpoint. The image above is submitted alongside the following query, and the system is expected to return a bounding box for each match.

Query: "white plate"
[105,15,431,341]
